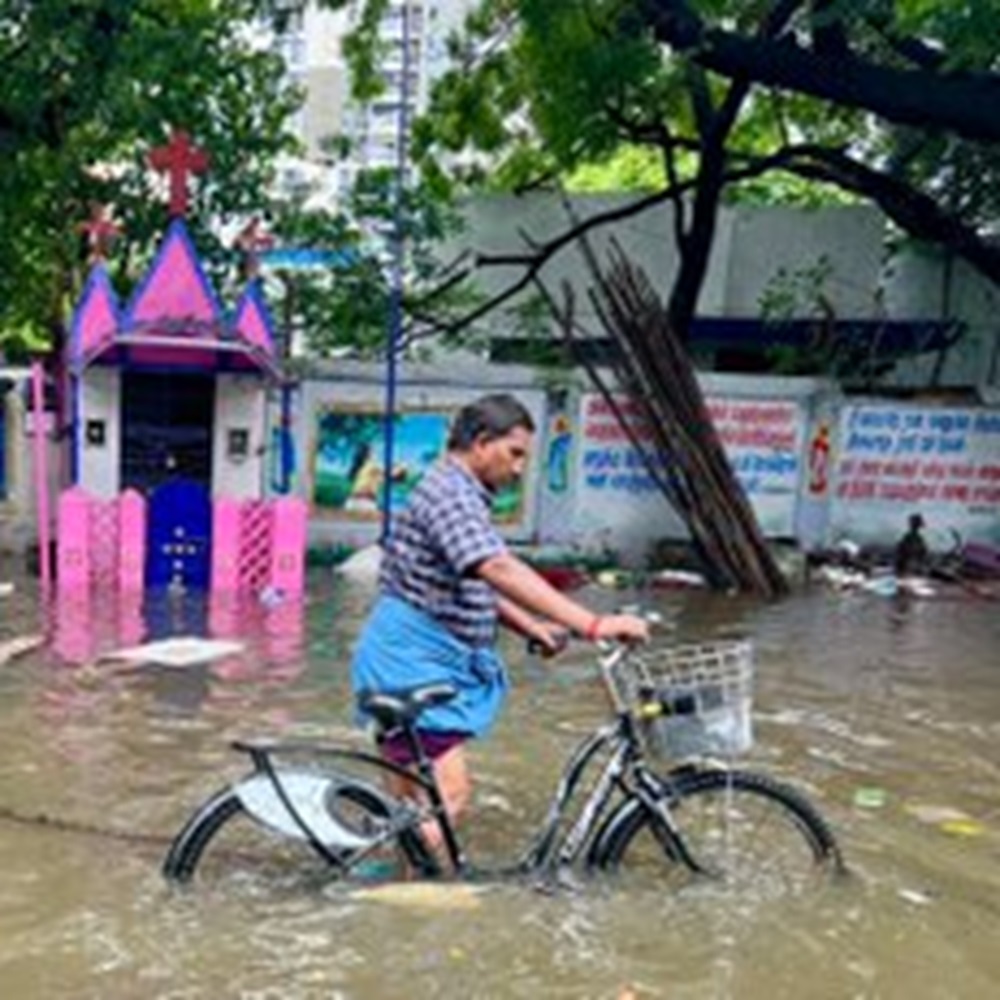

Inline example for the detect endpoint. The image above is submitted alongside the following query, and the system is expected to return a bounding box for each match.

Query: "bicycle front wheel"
[163,781,434,886]
[594,769,842,896]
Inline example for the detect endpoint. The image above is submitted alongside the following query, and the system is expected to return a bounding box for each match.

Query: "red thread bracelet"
[585,616,602,642]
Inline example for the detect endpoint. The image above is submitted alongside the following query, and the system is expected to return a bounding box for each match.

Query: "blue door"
[147,479,212,589]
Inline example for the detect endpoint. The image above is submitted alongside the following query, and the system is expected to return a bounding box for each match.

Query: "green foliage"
[726,172,858,208]
[567,146,666,193]
[758,256,836,324]
[894,0,1000,69]
[0,0,302,353]
[339,0,392,102]
[258,165,475,361]
[398,0,1000,341]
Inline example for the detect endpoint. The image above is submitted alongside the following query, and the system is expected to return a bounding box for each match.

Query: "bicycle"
[162,637,844,893]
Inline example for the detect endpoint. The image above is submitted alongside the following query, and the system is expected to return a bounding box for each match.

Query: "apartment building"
[268,1,474,209]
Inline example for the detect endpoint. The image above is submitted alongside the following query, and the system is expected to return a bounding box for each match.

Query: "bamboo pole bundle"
[542,241,788,598]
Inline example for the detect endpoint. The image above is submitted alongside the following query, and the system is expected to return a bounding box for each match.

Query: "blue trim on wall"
[691,316,960,354]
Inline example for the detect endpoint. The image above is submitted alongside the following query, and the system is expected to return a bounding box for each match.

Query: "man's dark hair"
[447,393,535,450]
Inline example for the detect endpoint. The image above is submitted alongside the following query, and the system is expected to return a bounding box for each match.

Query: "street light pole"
[380,0,413,542]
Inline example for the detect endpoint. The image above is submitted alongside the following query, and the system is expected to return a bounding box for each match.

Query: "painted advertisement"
[706,398,801,526]
[311,406,525,522]
[831,404,1000,542]
[576,393,804,545]
[312,408,448,517]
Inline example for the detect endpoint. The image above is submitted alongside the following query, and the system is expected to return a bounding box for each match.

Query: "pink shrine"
[56,213,306,601]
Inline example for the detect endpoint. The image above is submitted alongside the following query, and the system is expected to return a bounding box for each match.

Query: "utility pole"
[380,0,413,542]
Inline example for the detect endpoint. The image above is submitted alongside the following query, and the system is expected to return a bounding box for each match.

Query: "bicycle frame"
[166,637,842,887]
[218,643,695,882]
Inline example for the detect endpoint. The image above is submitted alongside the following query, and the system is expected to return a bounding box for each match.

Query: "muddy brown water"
[0,573,997,999]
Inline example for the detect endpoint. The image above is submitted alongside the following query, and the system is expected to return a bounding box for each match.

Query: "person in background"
[351,393,650,852]
[894,513,930,577]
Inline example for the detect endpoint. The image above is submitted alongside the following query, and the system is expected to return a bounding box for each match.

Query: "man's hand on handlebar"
[526,609,655,656]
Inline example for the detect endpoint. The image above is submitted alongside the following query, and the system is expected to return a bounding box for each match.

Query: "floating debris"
[101,636,245,668]
[898,888,935,907]
[595,569,635,589]
[334,544,382,585]
[939,819,985,838]
[0,634,45,665]
[350,882,485,910]
[905,804,971,825]
[649,569,707,589]
[853,787,887,809]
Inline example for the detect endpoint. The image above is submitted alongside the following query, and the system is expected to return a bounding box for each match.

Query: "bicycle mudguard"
[234,770,391,851]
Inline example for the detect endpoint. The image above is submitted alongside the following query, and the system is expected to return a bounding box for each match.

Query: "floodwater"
[0,570,998,999]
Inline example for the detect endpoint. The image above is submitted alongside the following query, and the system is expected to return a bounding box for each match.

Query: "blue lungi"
[351,594,508,737]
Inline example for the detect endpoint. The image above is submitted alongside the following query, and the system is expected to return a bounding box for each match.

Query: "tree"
[336,0,1000,594]
[0,0,303,357]
[640,0,1000,144]
[419,0,833,593]
[263,166,483,363]
[628,0,1000,290]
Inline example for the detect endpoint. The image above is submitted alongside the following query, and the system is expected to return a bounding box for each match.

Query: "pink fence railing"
[56,489,307,598]
[56,487,146,595]
[211,496,307,597]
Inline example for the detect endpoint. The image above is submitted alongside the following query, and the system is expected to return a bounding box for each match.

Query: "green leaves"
[0,0,302,352]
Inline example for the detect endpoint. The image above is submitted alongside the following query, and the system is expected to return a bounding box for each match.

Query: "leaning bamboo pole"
[543,242,788,598]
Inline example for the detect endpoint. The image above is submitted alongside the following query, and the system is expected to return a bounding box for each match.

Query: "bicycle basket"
[614,640,754,760]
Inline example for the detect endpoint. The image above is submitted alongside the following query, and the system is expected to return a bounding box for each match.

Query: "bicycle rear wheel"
[163,781,434,886]
[593,769,842,896]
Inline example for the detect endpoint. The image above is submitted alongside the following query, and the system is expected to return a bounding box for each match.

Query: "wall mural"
[311,406,525,523]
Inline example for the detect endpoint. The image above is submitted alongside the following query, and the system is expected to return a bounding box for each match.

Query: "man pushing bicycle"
[351,393,650,853]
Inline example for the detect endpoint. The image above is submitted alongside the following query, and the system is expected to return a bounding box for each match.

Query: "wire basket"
[613,640,754,760]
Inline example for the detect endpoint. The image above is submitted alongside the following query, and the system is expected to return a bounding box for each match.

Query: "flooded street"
[0,573,998,999]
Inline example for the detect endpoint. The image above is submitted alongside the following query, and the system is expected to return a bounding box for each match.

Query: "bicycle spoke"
[598,770,837,900]
[189,810,337,889]
[673,783,827,895]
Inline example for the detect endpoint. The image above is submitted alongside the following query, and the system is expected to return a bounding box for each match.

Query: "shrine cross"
[78,204,121,262]
[148,130,210,217]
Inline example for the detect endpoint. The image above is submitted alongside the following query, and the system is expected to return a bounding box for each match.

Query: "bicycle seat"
[358,684,458,730]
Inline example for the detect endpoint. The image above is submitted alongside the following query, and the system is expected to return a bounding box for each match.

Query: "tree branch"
[640,0,1000,143]
[773,143,1000,286]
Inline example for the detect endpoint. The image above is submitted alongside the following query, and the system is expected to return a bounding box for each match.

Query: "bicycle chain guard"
[235,770,383,851]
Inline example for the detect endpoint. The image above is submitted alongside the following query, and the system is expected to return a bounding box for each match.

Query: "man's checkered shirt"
[379,457,506,646]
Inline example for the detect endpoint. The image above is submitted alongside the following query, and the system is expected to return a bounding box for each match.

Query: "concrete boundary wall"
[5,361,999,559]
[290,365,1000,561]
[297,361,549,552]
